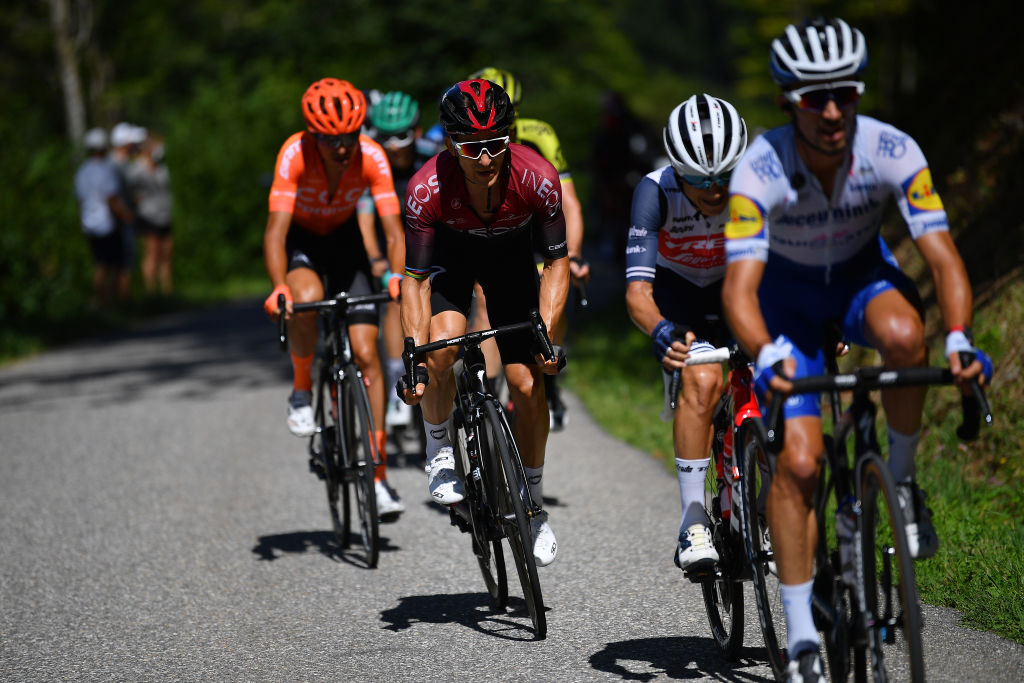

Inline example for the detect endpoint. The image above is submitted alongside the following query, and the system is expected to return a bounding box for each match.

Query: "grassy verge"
[564,284,1023,644]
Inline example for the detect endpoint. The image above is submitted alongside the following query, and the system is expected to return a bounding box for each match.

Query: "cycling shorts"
[286,220,377,325]
[652,267,730,354]
[756,245,921,420]
[429,226,541,365]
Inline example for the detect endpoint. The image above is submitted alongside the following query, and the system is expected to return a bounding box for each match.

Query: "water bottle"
[836,495,857,586]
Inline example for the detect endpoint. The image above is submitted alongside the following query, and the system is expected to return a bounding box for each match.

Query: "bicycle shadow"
[251,529,399,567]
[381,592,545,641]
[589,636,771,682]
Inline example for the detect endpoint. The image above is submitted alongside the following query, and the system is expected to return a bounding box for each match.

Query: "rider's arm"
[538,255,570,336]
[624,176,666,336]
[263,210,293,288]
[915,230,981,381]
[380,212,405,284]
[357,210,386,269]
[561,181,589,281]
[721,258,772,358]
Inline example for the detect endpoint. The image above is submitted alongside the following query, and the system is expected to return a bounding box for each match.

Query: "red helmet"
[438,79,514,136]
[301,78,366,134]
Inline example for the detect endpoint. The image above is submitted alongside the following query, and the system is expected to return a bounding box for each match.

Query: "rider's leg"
[350,322,386,476]
[470,283,503,386]
[282,267,323,436]
[420,310,467,504]
[674,363,723,528]
[768,416,825,656]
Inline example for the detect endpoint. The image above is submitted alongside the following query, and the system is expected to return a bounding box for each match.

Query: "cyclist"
[358,91,432,440]
[263,77,407,520]
[397,79,569,566]
[625,94,748,573]
[721,17,991,680]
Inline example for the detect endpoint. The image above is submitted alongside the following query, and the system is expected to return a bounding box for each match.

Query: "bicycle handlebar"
[401,308,558,397]
[668,345,748,410]
[764,357,993,452]
[276,290,394,351]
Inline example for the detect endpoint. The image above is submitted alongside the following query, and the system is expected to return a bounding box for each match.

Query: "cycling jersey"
[725,115,948,282]
[404,143,567,279]
[626,165,726,288]
[268,131,400,236]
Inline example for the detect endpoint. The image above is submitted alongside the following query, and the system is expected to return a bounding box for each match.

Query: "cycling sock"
[374,430,387,482]
[781,579,819,654]
[677,457,711,530]
[386,358,404,396]
[291,352,314,393]
[524,466,543,506]
[886,427,920,483]
[423,415,453,460]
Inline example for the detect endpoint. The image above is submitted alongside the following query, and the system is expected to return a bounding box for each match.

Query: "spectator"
[109,122,145,280]
[73,127,134,306]
[127,132,174,295]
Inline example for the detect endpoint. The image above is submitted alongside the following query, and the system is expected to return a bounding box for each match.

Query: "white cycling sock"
[423,415,453,460]
[781,579,820,655]
[677,457,710,531]
[887,427,920,483]
[524,466,543,507]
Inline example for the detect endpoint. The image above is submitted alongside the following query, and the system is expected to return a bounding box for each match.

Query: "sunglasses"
[784,81,865,112]
[380,130,415,148]
[681,172,732,189]
[313,131,360,149]
[451,135,510,160]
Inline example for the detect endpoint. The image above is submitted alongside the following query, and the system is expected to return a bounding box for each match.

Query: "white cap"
[111,122,147,147]
[83,127,108,150]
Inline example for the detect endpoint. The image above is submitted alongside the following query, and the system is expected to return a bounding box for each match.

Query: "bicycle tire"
[699,441,744,660]
[481,400,546,639]
[453,419,508,611]
[858,453,925,682]
[314,360,350,550]
[739,418,788,680]
[341,367,379,568]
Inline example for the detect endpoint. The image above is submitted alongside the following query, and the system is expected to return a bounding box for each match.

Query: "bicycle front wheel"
[739,418,788,680]
[700,449,744,660]
[480,400,546,639]
[340,367,379,568]
[859,453,924,682]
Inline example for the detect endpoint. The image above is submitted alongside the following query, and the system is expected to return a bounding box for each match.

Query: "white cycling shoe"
[375,479,406,521]
[898,481,939,559]
[426,448,465,505]
[287,390,316,437]
[530,510,558,566]
[674,523,719,572]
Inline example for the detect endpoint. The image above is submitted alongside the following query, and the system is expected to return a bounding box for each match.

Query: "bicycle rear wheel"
[453,420,508,611]
[340,367,379,568]
[481,400,546,639]
[739,418,788,679]
[859,453,924,682]
[314,361,350,550]
[699,440,744,660]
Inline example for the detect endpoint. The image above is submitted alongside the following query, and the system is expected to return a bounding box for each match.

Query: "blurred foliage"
[2,0,1022,354]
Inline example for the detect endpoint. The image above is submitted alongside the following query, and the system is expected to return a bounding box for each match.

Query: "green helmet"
[369,91,421,135]
[469,67,522,108]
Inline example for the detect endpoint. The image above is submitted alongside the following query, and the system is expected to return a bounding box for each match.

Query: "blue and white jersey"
[625,165,727,288]
[725,116,948,282]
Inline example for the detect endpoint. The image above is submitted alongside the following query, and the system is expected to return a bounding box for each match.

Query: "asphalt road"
[1,299,1021,681]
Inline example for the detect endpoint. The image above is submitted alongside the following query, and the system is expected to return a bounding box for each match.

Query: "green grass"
[565,283,1024,644]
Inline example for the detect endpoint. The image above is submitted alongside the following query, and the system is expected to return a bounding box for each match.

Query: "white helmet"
[770,17,868,85]
[663,94,747,177]
[82,127,108,151]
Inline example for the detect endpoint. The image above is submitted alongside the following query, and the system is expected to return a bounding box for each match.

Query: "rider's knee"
[426,346,459,376]
[877,315,926,366]
[775,445,822,497]
[681,369,722,417]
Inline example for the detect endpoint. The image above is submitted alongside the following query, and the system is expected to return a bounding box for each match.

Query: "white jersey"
[625,165,726,288]
[725,115,948,280]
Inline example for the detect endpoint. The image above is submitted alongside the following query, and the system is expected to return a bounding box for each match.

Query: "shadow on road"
[589,636,771,682]
[381,592,542,641]
[251,529,400,566]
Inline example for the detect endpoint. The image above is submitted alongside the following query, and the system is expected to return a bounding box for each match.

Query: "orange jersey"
[268,131,400,235]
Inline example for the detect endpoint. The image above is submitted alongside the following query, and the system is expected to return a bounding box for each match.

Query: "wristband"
[756,337,794,373]
[370,256,387,263]
[387,272,403,299]
[944,330,973,359]
[651,319,675,361]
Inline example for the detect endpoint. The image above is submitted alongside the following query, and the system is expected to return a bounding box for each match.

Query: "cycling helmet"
[301,78,366,134]
[438,79,515,136]
[663,94,748,177]
[468,67,522,109]
[770,17,868,86]
[369,91,421,135]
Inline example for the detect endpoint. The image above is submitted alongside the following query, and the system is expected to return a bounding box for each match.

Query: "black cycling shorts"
[429,226,540,365]
[286,221,377,325]
[652,266,731,348]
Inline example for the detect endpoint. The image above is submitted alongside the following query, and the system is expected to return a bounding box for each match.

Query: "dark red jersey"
[403,144,567,278]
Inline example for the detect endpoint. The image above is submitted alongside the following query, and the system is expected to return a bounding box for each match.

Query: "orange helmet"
[301,78,366,134]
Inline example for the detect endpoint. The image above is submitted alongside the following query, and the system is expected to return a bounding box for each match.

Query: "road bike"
[752,337,993,681]
[402,309,562,639]
[278,289,394,568]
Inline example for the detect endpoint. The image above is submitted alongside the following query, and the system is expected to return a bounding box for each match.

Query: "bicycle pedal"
[683,566,720,583]
[308,457,326,481]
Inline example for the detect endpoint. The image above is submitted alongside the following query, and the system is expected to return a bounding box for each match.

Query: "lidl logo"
[903,168,944,215]
[725,195,765,240]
